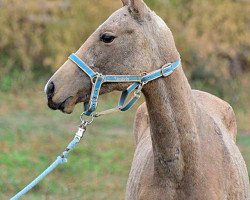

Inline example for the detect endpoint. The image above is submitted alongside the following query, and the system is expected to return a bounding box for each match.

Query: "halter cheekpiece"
[68,53,181,117]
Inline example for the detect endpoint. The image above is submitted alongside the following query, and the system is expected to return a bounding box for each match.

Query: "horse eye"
[100,33,116,43]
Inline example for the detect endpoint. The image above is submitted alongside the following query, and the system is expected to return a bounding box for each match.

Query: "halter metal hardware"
[80,112,94,125]
[91,72,103,84]
[75,127,86,140]
[133,81,146,98]
[161,63,172,77]
[134,89,142,99]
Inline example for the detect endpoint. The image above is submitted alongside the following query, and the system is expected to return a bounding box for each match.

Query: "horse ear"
[129,0,150,19]
[121,0,129,6]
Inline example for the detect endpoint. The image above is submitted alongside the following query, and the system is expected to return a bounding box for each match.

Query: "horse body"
[127,90,249,200]
[45,0,250,199]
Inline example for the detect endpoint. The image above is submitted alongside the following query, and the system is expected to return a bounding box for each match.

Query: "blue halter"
[68,53,181,116]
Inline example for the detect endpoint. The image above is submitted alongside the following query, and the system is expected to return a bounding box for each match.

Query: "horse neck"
[143,66,199,181]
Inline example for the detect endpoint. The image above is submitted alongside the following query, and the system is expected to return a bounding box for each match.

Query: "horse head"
[45,0,178,114]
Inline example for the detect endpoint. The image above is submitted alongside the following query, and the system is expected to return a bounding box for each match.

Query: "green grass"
[0,82,250,199]
[0,86,138,200]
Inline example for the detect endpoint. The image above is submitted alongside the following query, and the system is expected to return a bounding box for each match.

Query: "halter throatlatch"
[68,53,181,117]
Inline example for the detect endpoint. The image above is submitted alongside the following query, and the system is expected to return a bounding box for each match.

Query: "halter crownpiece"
[68,53,181,117]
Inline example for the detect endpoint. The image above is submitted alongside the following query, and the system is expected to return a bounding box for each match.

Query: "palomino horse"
[45,0,250,199]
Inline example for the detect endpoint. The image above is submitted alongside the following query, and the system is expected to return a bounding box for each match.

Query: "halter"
[68,53,181,117]
[11,54,181,199]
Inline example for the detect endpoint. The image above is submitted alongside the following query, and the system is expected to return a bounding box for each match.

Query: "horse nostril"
[46,81,55,98]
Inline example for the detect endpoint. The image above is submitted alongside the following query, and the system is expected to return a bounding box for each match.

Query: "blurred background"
[0,0,249,199]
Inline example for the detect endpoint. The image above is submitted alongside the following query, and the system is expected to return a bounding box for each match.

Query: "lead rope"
[10,114,94,200]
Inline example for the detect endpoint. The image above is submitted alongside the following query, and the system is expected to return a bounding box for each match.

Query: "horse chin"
[53,93,90,114]
[61,95,89,114]
[61,105,74,114]
[58,96,76,114]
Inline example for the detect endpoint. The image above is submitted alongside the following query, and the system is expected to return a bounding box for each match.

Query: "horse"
[44,0,250,199]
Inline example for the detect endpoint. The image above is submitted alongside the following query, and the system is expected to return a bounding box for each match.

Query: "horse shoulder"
[192,90,237,142]
[133,102,150,145]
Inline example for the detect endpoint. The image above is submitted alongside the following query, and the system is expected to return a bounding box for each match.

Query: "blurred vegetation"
[0,0,122,91]
[0,0,249,199]
[0,0,249,97]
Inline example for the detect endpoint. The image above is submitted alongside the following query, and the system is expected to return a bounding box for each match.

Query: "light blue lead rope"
[10,123,88,200]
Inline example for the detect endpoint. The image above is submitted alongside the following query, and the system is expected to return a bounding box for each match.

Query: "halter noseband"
[68,53,181,117]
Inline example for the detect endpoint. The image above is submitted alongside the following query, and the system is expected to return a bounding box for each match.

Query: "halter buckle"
[161,63,172,77]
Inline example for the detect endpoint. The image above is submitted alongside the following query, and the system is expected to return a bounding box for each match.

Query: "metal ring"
[90,72,103,85]
[80,113,94,126]
[134,91,141,99]
[91,76,97,85]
